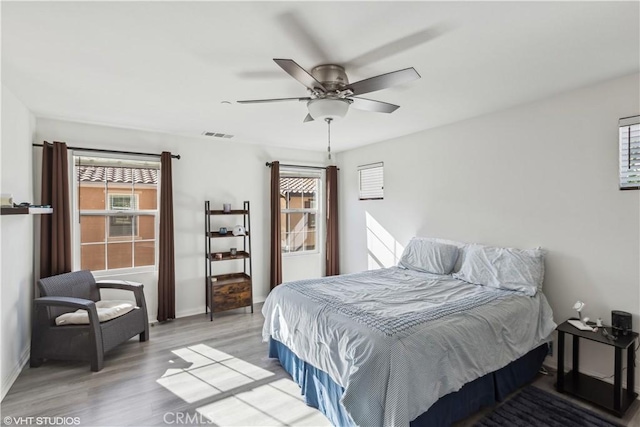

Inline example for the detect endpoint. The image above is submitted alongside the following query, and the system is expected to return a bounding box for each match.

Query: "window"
[74,156,159,272]
[358,162,384,200]
[620,115,640,190]
[280,173,320,253]
[108,194,139,237]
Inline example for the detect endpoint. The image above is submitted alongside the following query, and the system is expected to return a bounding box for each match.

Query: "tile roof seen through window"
[280,177,317,194]
[77,166,158,184]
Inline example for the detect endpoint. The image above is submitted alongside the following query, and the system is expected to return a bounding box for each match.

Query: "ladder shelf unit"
[204,200,253,321]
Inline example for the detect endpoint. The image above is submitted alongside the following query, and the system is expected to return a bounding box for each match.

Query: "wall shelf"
[1,207,53,215]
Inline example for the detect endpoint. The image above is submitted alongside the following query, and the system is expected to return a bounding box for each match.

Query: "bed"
[262,238,556,426]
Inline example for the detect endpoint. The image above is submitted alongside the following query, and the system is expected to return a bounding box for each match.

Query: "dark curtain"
[157,152,176,322]
[270,161,282,290]
[40,141,72,278]
[325,166,340,276]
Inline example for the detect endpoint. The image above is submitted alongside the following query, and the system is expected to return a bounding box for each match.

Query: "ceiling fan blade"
[274,59,326,93]
[347,68,421,96]
[276,11,332,63]
[349,97,400,114]
[303,113,314,123]
[344,25,448,68]
[237,97,311,104]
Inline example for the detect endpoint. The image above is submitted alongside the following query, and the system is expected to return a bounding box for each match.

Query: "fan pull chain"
[326,118,332,160]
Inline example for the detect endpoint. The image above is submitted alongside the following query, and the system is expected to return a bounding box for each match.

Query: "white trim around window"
[280,168,323,256]
[72,155,160,275]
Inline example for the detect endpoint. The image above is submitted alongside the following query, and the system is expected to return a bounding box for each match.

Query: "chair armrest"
[34,296,100,327]
[34,296,97,311]
[96,280,147,315]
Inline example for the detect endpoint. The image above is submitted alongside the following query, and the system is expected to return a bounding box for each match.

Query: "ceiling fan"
[237,58,421,122]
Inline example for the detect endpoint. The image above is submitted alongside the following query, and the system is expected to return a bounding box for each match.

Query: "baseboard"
[544,355,640,395]
[148,298,268,325]
[171,298,267,322]
[175,307,207,319]
[1,344,30,402]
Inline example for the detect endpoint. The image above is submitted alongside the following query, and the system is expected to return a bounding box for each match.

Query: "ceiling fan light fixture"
[307,98,349,121]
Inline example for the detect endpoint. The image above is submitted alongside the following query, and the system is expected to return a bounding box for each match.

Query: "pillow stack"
[398,238,460,275]
[398,237,545,296]
[452,245,544,296]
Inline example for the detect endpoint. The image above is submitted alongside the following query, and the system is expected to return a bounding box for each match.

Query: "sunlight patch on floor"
[196,378,332,427]
[190,362,255,392]
[157,371,221,403]
[157,344,330,425]
[156,343,275,403]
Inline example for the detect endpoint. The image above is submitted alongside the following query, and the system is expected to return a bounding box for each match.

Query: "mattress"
[262,267,556,427]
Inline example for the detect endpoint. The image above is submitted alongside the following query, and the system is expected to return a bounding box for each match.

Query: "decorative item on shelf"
[223,203,231,213]
[1,193,13,207]
[219,227,227,235]
[214,253,223,260]
[230,248,237,258]
[233,225,246,236]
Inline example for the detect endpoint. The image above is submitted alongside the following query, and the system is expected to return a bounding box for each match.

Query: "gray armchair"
[30,270,149,372]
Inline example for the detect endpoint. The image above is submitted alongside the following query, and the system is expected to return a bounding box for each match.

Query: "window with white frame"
[620,115,640,190]
[74,156,159,272]
[280,171,320,254]
[358,162,384,200]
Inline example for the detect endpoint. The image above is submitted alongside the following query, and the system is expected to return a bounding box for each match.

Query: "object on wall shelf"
[204,200,253,320]
[1,206,53,215]
[1,193,14,207]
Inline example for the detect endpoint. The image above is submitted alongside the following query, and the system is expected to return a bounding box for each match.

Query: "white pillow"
[453,245,544,296]
[398,238,460,275]
[55,300,137,326]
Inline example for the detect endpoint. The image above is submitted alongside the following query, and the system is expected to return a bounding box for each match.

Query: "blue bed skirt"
[269,338,548,426]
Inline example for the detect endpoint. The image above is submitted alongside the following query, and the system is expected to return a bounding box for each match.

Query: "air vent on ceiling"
[202,131,234,139]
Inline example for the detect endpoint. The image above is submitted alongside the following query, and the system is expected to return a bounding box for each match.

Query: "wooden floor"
[3,305,639,426]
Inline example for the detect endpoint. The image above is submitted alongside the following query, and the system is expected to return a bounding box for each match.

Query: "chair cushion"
[55,300,137,326]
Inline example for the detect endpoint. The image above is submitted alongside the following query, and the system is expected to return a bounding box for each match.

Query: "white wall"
[283,253,323,283]
[35,118,328,320]
[1,85,36,400]
[337,73,640,388]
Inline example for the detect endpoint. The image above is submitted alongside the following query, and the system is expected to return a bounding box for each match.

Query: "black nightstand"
[556,319,638,417]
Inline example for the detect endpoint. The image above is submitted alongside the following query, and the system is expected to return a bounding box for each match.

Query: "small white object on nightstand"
[568,319,595,331]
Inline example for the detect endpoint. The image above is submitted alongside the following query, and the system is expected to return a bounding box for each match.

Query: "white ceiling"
[2,1,639,153]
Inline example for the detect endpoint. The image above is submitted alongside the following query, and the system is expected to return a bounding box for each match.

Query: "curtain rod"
[265,162,339,170]
[32,143,181,159]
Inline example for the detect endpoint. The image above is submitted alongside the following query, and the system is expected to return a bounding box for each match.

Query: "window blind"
[358,162,384,200]
[619,115,640,190]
